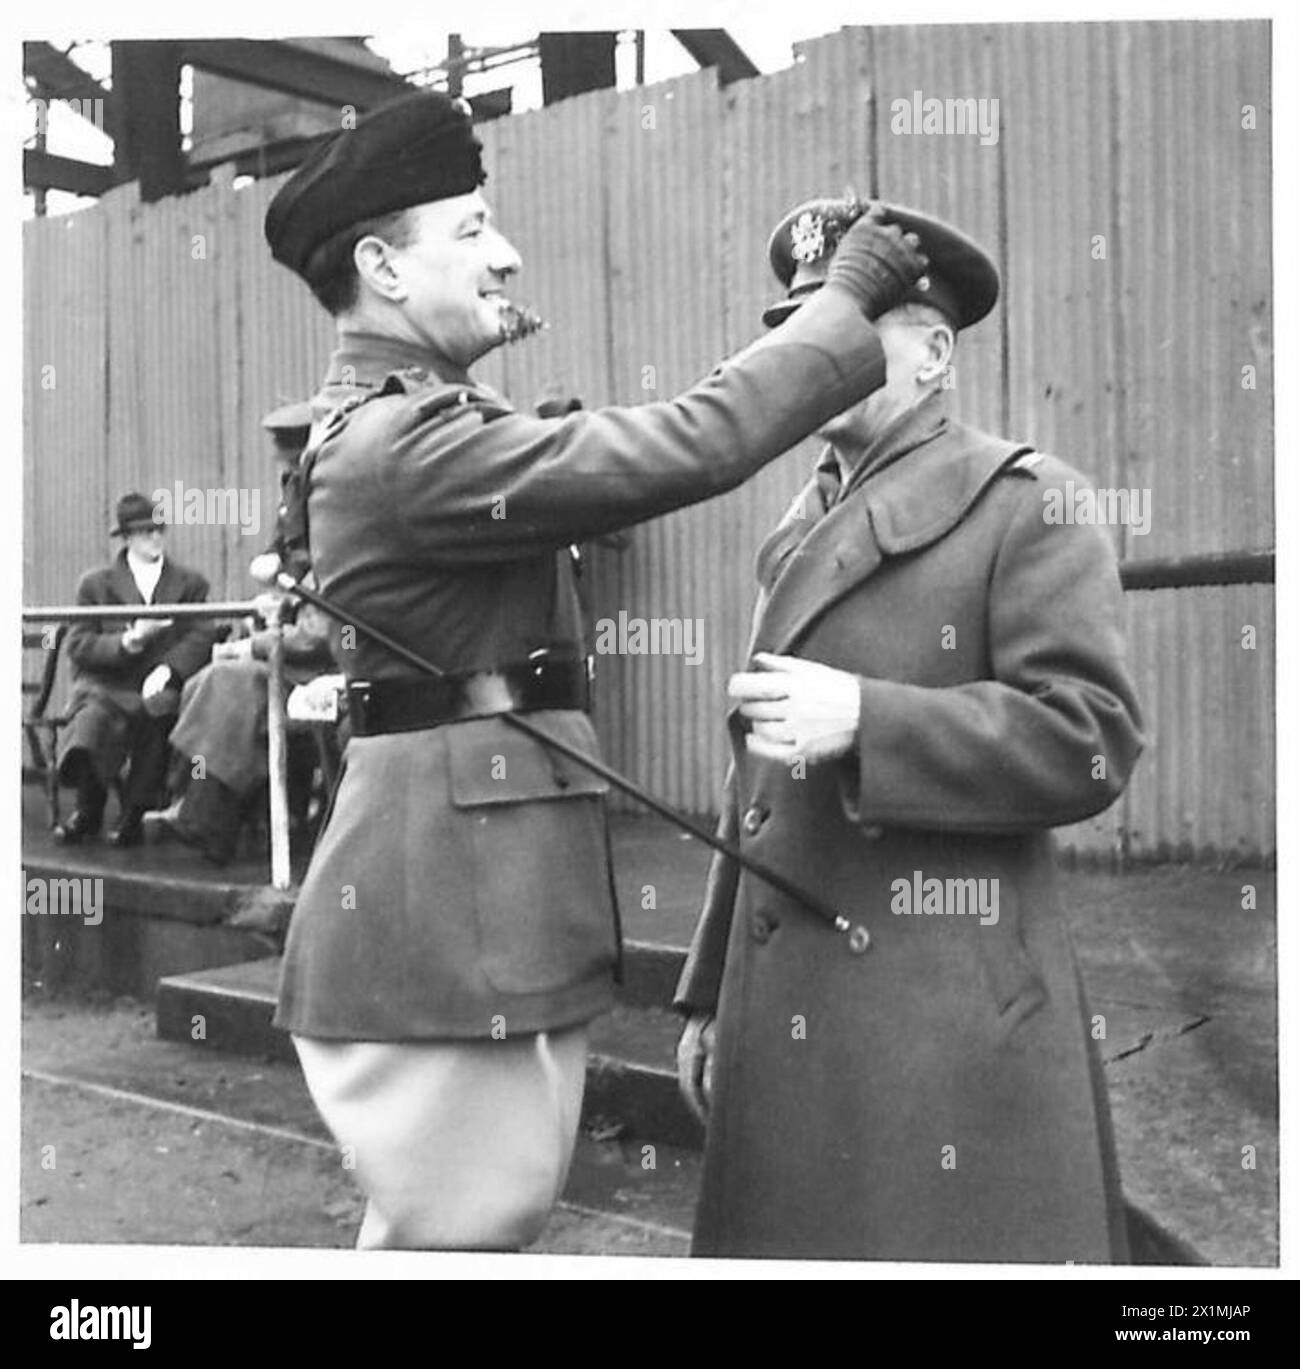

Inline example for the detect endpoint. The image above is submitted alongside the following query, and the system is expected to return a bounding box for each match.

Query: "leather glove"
[824,204,929,321]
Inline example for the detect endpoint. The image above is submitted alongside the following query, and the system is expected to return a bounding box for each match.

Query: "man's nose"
[488,230,522,279]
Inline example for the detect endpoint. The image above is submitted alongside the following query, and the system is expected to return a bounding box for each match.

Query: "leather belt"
[347,654,591,736]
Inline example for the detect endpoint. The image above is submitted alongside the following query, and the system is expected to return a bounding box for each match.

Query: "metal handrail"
[1119,548,1274,591]
[21,600,294,890]
[22,602,262,621]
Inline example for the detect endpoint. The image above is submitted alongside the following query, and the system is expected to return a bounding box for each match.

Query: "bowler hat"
[763,198,999,330]
[110,492,164,537]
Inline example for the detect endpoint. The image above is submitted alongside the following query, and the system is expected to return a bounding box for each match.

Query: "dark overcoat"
[58,552,214,786]
[675,395,1145,1263]
[275,291,889,1041]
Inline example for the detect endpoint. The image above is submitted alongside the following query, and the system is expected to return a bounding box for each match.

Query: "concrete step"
[157,953,703,1150]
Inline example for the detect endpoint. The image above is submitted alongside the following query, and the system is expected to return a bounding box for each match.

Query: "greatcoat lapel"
[750,402,1032,662]
[153,556,184,605]
[107,550,146,605]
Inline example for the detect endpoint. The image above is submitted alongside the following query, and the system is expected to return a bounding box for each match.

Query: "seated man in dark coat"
[54,493,216,846]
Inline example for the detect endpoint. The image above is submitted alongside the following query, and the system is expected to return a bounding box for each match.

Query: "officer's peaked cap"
[763,198,999,331]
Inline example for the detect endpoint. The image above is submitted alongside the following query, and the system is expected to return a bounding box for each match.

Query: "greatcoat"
[274,289,889,1042]
[675,394,1145,1263]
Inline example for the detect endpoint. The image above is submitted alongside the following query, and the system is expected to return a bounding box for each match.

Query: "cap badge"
[790,211,827,265]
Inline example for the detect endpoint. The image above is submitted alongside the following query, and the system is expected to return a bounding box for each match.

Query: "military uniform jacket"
[274,291,889,1040]
[674,395,1145,1262]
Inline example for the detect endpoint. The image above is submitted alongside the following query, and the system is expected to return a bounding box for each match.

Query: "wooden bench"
[22,623,70,826]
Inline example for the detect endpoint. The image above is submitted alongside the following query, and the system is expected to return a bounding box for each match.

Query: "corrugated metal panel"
[869,23,1005,434]
[1115,20,1272,561]
[21,22,1273,859]
[24,202,110,714]
[1120,584,1274,861]
[600,70,728,814]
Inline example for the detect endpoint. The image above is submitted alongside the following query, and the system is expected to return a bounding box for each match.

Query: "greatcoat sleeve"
[848,470,1144,833]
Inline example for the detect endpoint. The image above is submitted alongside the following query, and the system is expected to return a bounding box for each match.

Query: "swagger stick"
[276,572,857,937]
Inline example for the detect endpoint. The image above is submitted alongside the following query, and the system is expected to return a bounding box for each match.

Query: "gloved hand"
[824,204,929,321]
[141,663,178,717]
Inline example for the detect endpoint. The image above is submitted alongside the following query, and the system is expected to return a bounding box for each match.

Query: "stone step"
[157,954,703,1150]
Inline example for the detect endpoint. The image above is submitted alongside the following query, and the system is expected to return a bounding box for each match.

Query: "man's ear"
[916,323,956,385]
[353,235,407,302]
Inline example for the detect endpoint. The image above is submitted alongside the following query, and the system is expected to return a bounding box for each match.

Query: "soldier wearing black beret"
[675,196,1145,1262]
[264,93,928,1251]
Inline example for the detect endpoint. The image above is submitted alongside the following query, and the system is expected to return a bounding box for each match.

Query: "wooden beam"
[178,39,413,111]
[23,149,116,198]
[111,40,186,203]
[670,29,760,85]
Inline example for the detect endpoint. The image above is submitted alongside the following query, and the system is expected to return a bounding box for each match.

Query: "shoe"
[141,799,186,837]
[144,798,234,866]
[52,809,103,844]
[108,808,147,847]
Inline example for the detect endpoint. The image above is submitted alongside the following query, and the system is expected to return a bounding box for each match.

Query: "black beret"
[265,91,487,278]
[763,197,999,331]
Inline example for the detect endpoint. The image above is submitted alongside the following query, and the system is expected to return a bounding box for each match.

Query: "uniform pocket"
[970,881,1048,1028]
[447,720,618,997]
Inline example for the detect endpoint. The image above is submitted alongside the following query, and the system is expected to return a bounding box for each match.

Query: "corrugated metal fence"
[23,22,1273,861]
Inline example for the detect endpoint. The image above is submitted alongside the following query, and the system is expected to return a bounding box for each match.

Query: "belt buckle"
[462,670,515,715]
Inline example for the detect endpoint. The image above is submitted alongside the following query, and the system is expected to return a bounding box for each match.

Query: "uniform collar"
[324,330,472,390]
[816,391,949,505]
[750,416,1028,658]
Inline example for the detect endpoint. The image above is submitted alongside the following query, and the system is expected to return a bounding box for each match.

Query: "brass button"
[742,805,767,836]
[848,925,872,955]
[863,824,884,841]
[750,910,777,944]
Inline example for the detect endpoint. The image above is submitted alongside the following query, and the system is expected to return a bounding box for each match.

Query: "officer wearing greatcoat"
[263,94,929,1250]
[675,197,1146,1262]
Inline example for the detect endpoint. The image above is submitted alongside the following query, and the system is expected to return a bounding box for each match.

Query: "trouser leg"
[58,749,108,825]
[122,713,171,813]
[292,1027,589,1251]
[173,773,245,864]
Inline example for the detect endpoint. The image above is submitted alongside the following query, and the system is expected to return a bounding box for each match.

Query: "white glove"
[249,552,282,586]
[141,664,174,700]
[287,673,345,723]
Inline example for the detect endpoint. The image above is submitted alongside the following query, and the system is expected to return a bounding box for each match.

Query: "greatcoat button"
[742,805,767,836]
[862,824,884,841]
[848,925,871,955]
[750,910,776,944]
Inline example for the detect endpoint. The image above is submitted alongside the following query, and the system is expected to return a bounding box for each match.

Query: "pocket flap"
[447,719,609,807]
